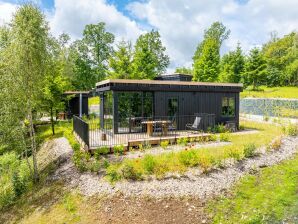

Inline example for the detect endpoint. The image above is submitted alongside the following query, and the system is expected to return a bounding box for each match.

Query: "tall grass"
[105,121,285,181]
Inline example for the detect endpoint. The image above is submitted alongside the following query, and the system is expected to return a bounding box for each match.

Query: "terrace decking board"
[88,130,211,150]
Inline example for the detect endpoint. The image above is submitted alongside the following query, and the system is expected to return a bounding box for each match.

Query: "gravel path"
[48,136,298,199]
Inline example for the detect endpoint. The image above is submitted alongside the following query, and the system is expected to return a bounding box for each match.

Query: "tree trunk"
[28,110,39,183]
[50,107,55,135]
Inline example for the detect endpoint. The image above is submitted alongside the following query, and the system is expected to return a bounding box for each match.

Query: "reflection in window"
[117,92,153,133]
[222,97,235,117]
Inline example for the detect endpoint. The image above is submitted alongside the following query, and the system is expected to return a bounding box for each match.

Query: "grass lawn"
[208,153,298,223]
[241,86,298,99]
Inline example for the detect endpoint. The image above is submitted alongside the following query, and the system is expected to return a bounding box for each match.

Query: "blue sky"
[0,0,297,71]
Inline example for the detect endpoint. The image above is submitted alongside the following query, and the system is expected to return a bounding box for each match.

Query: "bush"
[113,145,125,155]
[243,143,257,158]
[219,132,231,142]
[120,161,143,180]
[213,124,226,133]
[160,140,169,150]
[226,148,242,161]
[94,146,109,160]
[208,134,218,142]
[269,137,282,151]
[143,141,152,150]
[198,155,212,173]
[178,150,199,167]
[72,150,89,172]
[106,165,121,183]
[12,171,26,197]
[177,137,188,146]
[143,155,157,174]
[138,144,144,152]
[0,152,32,210]
[286,124,298,136]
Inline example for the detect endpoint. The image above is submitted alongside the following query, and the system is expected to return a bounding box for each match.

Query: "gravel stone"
[48,136,298,199]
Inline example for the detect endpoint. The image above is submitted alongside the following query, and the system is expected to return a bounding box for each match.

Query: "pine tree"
[108,40,133,79]
[219,43,245,83]
[243,48,267,89]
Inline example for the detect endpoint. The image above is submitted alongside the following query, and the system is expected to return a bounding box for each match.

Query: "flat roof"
[96,79,243,88]
[64,91,90,95]
[96,79,243,93]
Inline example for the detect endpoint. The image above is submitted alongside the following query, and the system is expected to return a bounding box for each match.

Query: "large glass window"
[168,98,178,117]
[222,96,235,117]
[103,91,113,130]
[117,92,153,133]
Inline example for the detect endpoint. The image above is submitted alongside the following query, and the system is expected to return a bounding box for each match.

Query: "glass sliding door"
[116,91,153,133]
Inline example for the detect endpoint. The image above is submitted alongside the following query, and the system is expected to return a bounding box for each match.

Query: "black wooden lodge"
[95,73,243,136]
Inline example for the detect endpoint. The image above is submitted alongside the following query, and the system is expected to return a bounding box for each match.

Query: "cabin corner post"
[112,91,118,134]
[99,92,104,129]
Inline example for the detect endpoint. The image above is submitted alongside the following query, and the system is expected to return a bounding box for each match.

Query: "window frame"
[221,96,236,118]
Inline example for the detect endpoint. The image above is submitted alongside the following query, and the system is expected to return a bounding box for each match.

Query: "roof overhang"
[96,79,243,93]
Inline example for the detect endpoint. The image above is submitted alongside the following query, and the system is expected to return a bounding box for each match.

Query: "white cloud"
[0,1,17,26]
[49,0,143,42]
[127,0,298,69]
[1,0,298,71]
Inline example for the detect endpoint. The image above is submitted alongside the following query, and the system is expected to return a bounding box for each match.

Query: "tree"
[108,40,133,79]
[243,48,267,89]
[219,43,245,83]
[193,38,220,82]
[193,22,230,81]
[70,22,114,89]
[175,67,193,75]
[83,22,114,81]
[132,30,170,79]
[41,36,69,135]
[193,21,230,61]
[263,32,298,86]
[5,4,49,182]
[70,40,94,90]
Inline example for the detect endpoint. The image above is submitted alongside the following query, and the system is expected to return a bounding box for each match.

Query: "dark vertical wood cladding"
[154,91,240,126]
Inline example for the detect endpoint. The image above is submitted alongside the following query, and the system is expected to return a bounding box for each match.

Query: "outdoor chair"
[185,116,201,131]
[168,115,177,131]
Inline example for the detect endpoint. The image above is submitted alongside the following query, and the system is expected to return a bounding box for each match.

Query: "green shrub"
[106,165,121,183]
[286,123,298,136]
[198,155,212,173]
[12,171,26,197]
[213,124,226,133]
[103,159,110,168]
[208,134,218,142]
[268,137,282,151]
[226,148,242,161]
[177,137,188,146]
[72,143,81,151]
[113,145,125,155]
[144,141,152,150]
[219,132,231,142]
[94,146,109,160]
[160,140,169,150]
[178,150,199,167]
[87,160,101,173]
[120,161,143,180]
[142,155,157,174]
[243,143,257,158]
[72,150,89,172]
[138,144,144,152]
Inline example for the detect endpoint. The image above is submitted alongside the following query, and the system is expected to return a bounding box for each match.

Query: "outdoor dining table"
[141,120,171,136]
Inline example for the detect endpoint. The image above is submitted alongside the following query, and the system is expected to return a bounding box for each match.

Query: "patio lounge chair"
[185,116,201,131]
